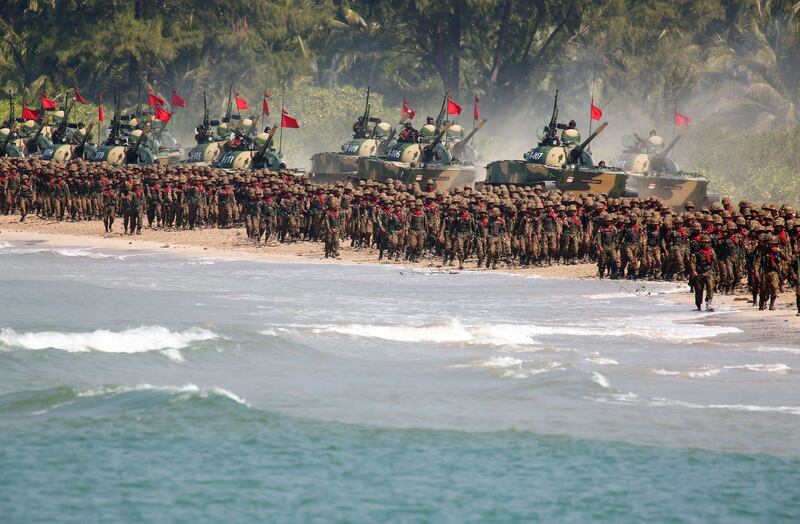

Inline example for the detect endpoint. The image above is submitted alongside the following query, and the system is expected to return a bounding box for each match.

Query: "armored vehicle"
[356,93,484,191]
[311,87,396,183]
[0,95,29,157]
[42,101,96,161]
[0,124,26,158]
[485,90,628,197]
[611,132,718,208]
[186,91,232,165]
[216,124,286,171]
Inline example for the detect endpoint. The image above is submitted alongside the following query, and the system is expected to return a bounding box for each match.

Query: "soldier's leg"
[769,272,779,310]
[795,280,800,315]
[705,273,716,311]
[693,276,704,310]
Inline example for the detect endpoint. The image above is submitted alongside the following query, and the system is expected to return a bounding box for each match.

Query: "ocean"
[1,240,798,523]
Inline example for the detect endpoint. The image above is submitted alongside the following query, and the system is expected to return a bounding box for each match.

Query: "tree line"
[2,0,798,127]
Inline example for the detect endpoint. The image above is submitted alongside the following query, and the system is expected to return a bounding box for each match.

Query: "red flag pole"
[588,67,596,153]
[279,85,285,154]
[672,97,677,141]
[588,68,596,139]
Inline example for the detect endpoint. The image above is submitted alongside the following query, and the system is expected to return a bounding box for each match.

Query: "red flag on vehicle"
[73,90,87,104]
[473,96,480,120]
[235,95,249,110]
[98,95,104,122]
[262,90,270,116]
[154,107,172,123]
[281,109,300,129]
[22,107,40,120]
[402,99,416,120]
[674,111,692,127]
[590,102,603,121]
[171,89,186,108]
[447,96,462,115]
[148,90,165,107]
[41,96,57,110]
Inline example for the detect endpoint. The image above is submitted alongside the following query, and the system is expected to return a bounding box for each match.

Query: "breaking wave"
[596,393,800,415]
[293,317,739,346]
[0,383,248,416]
[452,357,565,379]
[76,383,249,406]
[0,326,218,362]
[652,363,790,378]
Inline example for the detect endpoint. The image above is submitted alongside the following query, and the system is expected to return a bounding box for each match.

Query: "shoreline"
[2,215,798,340]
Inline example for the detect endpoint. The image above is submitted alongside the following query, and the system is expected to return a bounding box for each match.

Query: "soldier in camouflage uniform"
[129,182,145,235]
[560,204,582,264]
[595,213,620,278]
[406,200,427,262]
[487,207,507,270]
[323,198,340,258]
[17,175,33,222]
[642,217,664,280]
[690,236,717,312]
[102,184,117,233]
[759,236,785,311]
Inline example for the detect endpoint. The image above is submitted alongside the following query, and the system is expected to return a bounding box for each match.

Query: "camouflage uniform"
[690,238,717,311]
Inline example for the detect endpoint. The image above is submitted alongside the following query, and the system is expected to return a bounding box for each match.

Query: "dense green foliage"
[1,0,799,202]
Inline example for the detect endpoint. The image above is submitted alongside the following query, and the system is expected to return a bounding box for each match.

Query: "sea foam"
[0,326,217,362]
[76,383,249,406]
[301,317,739,346]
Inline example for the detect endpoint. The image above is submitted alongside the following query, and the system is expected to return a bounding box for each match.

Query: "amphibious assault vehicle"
[186,91,236,166]
[611,132,718,208]
[485,91,629,197]
[41,101,97,162]
[310,87,396,183]
[90,91,182,166]
[0,125,26,158]
[356,93,485,191]
[215,124,286,171]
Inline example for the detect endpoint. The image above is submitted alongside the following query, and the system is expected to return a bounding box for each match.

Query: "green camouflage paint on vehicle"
[611,132,718,208]
[485,90,628,197]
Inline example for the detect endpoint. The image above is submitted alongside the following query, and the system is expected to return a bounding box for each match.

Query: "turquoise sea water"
[1,242,798,522]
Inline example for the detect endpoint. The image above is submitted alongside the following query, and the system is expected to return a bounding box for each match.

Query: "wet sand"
[2,214,798,340]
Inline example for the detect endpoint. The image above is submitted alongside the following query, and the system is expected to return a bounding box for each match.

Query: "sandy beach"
[2,214,798,340]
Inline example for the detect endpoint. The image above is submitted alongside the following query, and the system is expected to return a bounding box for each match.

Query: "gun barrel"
[423,123,453,161]
[661,132,684,157]
[257,123,279,158]
[132,124,149,152]
[460,118,486,146]
[77,123,94,150]
[569,121,607,162]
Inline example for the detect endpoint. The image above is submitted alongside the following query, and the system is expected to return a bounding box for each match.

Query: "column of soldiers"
[1,157,799,315]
